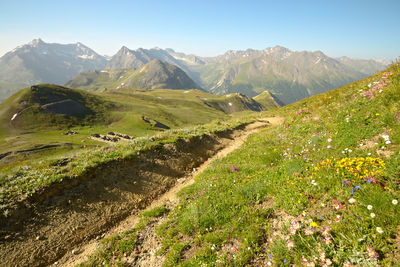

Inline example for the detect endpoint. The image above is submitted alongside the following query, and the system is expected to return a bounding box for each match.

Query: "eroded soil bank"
[0,120,277,266]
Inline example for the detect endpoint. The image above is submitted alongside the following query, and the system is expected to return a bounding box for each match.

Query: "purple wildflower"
[231,166,240,172]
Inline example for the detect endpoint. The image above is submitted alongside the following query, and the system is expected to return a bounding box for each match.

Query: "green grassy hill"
[84,63,400,266]
[0,84,115,132]
[0,83,277,190]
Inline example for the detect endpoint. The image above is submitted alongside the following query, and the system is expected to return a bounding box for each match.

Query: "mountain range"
[66,59,201,91]
[0,39,388,104]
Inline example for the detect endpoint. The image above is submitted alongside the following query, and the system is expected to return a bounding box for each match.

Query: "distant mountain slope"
[336,56,387,75]
[0,39,107,101]
[108,45,387,105]
[190,47,380,104]
[66,59,202,90]
[253,90,281,109]
[0,40,389,105]
[202,93,265,113]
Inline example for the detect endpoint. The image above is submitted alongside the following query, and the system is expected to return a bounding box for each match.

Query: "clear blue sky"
[0,0,399,60]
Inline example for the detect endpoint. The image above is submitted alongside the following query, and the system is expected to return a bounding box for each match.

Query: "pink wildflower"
[304,228,314,235]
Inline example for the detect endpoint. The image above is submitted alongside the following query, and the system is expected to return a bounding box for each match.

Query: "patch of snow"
[100,70,108,73]
[157,96,162,99]
[184,91,190,93]
[11,113,18,121]
[78,54,95,59]
[228,102,233,106]
[119,76,124,79]
[314,57,322,64]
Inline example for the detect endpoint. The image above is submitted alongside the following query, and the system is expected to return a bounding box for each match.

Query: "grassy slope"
[253,90,281,110]
[0,83,275,205]
[84,63,400,266]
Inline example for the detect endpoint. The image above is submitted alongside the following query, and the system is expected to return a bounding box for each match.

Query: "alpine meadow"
[0,1,399,266]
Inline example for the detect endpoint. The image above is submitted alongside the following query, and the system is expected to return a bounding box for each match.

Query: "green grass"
[81,63,400,266]
[0,113,261,207]
[0,84,273,176]
[142,206,170,218]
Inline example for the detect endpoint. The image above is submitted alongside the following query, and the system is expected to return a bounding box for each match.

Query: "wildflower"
[367,205,373,210]
[267,261,272,266]
[370,213,376,218]
[310,221,318,228]
[302,211,306,216]
[327,220,332,224]
[392,199,398,205]
[366,245,379,260]
[324,258,332,265]
[321,226,331,236]
[321,203,325,207]
[348,198,356,204]
[334,215,340,222]
[138,198,142,202]
[376,227,383,234]
[286,240,295,251]
[355,185,361,190]
[304,228,314,235]
[231,166,240,172]
[372,234,376,238]
[291,221,301,230]
[327,138,332,142]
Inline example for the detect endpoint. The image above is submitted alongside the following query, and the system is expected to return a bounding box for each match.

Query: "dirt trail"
[0,117,283,267]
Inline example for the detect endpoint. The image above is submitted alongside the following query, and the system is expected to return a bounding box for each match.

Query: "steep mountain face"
[0,39,107,101]
[67,59,201,91]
